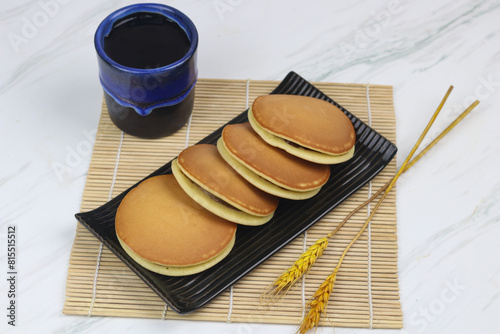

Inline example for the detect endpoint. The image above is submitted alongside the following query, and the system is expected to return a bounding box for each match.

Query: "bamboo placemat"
[63,78,402,329]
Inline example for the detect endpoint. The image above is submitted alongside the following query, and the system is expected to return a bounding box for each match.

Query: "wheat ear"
[262,90,478,311]
[298,91,479,333]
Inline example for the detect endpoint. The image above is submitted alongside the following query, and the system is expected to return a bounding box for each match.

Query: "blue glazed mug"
[94,3,198,138]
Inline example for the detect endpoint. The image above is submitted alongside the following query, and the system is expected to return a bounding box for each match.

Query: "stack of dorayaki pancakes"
[115,95,356,276]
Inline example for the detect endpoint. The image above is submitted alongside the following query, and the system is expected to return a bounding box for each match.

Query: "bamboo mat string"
[162,304,168,320]
[245,78,250,109]
[227,79,251,323]
[301,230,307,317]
[88,245,103,316]
[185,114,193,148]
[88,130,125,316]
[227,287,234,323]
[365,84,374,329]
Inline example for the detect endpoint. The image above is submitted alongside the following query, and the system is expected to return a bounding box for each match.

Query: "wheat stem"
[263,89,479,320]
[297,91,480,333]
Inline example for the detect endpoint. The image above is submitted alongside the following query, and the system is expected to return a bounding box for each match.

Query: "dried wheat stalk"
[296,91,480,333]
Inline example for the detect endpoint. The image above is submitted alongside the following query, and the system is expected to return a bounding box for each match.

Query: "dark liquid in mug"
[104,12,191,68]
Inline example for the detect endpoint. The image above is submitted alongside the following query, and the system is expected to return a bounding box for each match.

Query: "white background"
[1,0,500,333]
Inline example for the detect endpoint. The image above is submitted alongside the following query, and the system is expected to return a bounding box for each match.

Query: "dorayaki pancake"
[115,174,237,276]
[172,144,279,226]
[218,122,330,200]
[249,95,356,164]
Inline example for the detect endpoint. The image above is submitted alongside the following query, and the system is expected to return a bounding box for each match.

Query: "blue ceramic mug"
[94,3,198,138]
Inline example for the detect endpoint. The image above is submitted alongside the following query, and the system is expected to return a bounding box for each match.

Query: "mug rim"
[94,3,198,74]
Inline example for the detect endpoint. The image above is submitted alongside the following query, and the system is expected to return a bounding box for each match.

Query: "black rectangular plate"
[75,71,397,314]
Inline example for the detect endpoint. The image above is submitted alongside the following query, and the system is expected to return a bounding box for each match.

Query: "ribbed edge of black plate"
[75,71,397,314]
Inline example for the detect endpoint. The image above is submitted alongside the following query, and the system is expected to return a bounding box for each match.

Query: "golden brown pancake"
[249,95,356,164]
[172,144,279,226]
[219,122,330,199]
[115,174,237,276]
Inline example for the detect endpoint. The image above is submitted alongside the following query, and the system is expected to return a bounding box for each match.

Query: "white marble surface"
[1,0,500,333]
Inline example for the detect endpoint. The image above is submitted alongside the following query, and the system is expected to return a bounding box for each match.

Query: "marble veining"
[1,0,499,333]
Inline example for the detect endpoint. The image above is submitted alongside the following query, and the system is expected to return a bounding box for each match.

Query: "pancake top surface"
[177,144,278,215]
[115,175,236,267]
[222,123,330,190]
[252,95,356,154]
